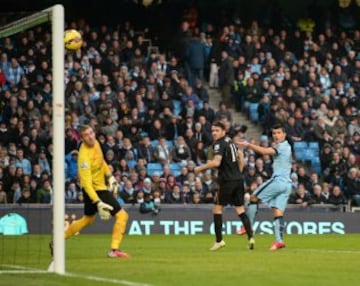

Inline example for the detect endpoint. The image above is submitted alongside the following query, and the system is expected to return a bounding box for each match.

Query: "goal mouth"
[0,4,65,274]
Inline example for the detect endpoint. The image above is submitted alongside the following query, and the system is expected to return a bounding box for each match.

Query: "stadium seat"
[167,140,174,148]
[305,149,317,159]
[173,100,182,116]
[295,149,307,161]
[308,142,319,151]
[248,103,259,123]
[311,156,322,174]
[146,163,163,176]
[169,163,181,177]
[127,159,137,169]
[312,163,322,174]
[150,140,159,147]
[293,141,308,150]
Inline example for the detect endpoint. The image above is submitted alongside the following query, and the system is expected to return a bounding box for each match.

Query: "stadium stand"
[0,1,359,210]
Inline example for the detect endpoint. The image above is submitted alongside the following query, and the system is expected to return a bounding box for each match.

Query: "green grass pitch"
[1,234,360,286]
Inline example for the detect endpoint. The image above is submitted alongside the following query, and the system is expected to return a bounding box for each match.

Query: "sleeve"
[213,140,225,157]
[273,143,281,156]
[78,152,99,203]
[102,160,111,177]
[206,145,214,161]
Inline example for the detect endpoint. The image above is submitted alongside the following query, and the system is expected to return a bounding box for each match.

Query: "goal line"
[0,264,48,274]
[0,264,153,286]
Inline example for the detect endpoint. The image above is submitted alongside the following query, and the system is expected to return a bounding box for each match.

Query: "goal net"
[0,5,65,274]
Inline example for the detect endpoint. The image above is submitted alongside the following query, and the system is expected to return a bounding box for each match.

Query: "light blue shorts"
[253,176,292,211]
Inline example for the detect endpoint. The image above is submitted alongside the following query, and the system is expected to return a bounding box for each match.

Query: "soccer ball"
[64,29,83,51]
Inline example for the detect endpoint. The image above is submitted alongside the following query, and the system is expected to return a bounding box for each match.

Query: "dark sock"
[213,214,223,242]
[239,212,253,239]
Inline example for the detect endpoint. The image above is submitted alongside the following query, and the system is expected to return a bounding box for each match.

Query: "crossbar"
[0,7,52,38]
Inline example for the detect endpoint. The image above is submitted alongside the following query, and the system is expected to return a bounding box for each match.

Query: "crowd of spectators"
[0,5,359,211]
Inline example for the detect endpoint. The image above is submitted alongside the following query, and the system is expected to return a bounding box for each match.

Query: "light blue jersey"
[253,140,292,211]
[271,140,292,181]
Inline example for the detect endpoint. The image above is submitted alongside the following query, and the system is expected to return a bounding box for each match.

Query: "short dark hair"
[212,121,226,130]
[272,123,285,132]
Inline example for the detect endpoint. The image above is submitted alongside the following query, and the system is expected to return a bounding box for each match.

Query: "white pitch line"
[0,270,48,274]
[65,272,152,286]
[0,264,48,274]
[292,248,360,254]
[0,264,152,286]
[0,264,46,271]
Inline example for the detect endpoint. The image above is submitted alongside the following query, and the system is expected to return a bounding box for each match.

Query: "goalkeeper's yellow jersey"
[78,140,111,203]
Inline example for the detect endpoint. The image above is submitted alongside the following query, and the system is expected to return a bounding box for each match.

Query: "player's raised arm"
[237,139,276,156]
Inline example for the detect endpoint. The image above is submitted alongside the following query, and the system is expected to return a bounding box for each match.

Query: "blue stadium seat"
[312,163,322,174]
[310,155,320,164]
[293,141,308,150]
[167,140,174,148]
[150,140,159,147]
[127,159,137,169]
[169,163,181,177]
[305,149,317,160]
[248,103,259,123]
[308,142,320,151]
[310,155,321,174]
[146,163,163,176]
[173,100,182,116]
[295,149,307,160]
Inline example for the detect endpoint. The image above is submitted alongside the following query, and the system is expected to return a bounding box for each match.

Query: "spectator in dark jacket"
[328,185,347,205]
[16,186,36,204]
[311,184,328,204]
[185,34,206,86]
[343,168,360,206]
[164,184,184,203]
[218,50,234,106]
[139,193,160,215]
[289,183,312,207]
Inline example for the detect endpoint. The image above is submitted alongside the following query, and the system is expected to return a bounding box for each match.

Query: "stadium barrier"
[0,204,359,235]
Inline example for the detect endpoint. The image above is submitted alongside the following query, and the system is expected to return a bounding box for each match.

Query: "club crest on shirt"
[214,144,220,151]
[80,162,89,169]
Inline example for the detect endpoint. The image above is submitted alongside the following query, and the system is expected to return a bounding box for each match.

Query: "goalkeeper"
[64,125,130,258]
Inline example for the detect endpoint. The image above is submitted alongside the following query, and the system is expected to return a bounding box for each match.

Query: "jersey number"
[229,143,238,162]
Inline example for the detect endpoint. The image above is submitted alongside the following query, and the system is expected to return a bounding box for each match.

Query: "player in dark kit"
[195,121,255,250]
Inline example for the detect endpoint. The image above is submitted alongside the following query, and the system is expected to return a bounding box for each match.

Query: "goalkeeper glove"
[95,200,114,220]
[107,175,119,194]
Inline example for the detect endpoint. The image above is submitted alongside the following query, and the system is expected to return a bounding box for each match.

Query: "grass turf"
[1,234,360,286]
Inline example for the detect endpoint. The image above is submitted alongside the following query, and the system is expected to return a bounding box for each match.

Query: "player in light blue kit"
[237,124,292,250]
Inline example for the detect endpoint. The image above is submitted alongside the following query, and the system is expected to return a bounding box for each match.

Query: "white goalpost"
[0,5,65,274]
[51,4,65,275]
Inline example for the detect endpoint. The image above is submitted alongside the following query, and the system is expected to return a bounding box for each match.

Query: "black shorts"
[83,189,121,216]
[214,180,245,206]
